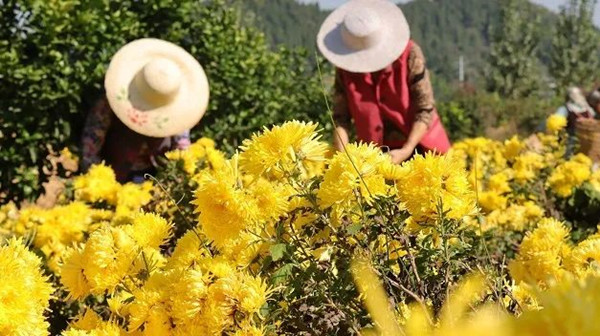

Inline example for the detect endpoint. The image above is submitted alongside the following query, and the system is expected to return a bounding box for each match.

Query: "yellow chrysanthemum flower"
[107,290,133,317]
[128,270,176,332]
[564,234,600,278]
[487,171,513,194]
[351,255,511,336]
[218,231,264,267]
[124,212,172,250]
[513,152,545,185]
[169,268,209,323]
[232,323,265,336]
[74,163,120,204]
[484,202,543,232]
[517,276,600,336]
[318,143,389,209]
[548,155,591,198]
[61,226,137,297]
[510,282,541,312]
[166,137,226,175]
[509,218,571,286]
[192,162,259,247]
[478,191,508,212]
[589,170,600,192]
[247,178,290,223]
[114,182,153,220]
[396,153,476,222]
[165,230,209,271]
[60,246,93,299]
[504,136,524,161]
[239,120,328,179]
[0,238,54,336]
[237,272,269,315]
[546,114,568,133]
[33,201,92,248]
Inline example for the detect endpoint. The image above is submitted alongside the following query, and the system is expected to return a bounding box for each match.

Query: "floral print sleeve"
[408,43,435,127]
[81,98,113,171]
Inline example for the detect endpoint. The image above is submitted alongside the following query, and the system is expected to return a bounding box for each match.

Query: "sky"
[297,0,600,26]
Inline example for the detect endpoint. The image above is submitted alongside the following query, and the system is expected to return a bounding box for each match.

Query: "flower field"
[3,117,600,335]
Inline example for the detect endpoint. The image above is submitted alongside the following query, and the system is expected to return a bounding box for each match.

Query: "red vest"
[102,115,170,182]
[339,40,451,153]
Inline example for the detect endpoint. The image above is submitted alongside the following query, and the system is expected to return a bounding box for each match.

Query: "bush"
[3,120,600,334]
[438,89,560,142]
[0,0,330,202]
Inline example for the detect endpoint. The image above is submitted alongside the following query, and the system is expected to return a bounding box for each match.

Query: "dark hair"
[588,88,600,107]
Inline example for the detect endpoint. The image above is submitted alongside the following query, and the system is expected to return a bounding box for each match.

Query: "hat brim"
[317,0,410,73]
[105,38,209,138]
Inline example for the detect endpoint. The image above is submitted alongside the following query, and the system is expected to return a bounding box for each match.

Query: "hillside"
[242,0,558,85]
[242,0,328,49]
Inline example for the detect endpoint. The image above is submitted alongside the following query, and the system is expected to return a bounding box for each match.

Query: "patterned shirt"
[81,97,190,179]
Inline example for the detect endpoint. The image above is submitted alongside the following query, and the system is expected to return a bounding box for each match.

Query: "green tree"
[0,0,329,202]
[486,0,541,98]
[550,0,600,92]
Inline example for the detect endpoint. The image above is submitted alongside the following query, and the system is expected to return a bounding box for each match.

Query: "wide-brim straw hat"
[317,0,410,73]
[105,38,209,138]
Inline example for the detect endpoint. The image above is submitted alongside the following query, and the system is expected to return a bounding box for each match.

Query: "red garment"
[82,98,191,183]
[338,40,451,153]
[101,116,169,182]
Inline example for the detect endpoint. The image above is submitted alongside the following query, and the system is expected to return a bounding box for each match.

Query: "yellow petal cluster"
[546,114,568,133]
[239,120,328,179]
[395,153,476,222]
[548,154,592,197]
[0,238,54,335]
[165,137,226,175]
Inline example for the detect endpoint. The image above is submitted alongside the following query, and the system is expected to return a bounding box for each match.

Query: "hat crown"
[143,58,182,96]
[341,8,382,51]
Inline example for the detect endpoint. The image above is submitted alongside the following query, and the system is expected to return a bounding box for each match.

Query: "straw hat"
[317,0,410,73]
[105,38,209,138]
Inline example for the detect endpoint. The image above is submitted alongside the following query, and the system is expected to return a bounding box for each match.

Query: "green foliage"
[169,1,331,152]
[438,89,559,141]
[258,197,482,334]
[0,0,329,202]
[487,0,542,98]
[242,0,327,51]
[438,101,477,141]
[563,182,600,228]
[550,0,600,92]
[403,0,501,85]
[246,0,562,87]
[0,0,139,202]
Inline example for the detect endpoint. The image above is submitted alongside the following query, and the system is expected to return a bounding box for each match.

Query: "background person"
[587,88,600,116]
[316,0,451,164]
[555,86,595,127]
[81,38,210,183]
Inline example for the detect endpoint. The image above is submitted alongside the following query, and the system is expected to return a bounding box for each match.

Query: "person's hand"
[389,147,413,164]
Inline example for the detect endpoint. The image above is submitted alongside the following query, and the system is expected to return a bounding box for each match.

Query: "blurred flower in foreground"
[546,115,567,133]
[350,254,511,336]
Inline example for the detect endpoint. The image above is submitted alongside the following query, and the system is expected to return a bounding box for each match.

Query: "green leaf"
[347,223,362,235]
[269,243,287,261]
[271,264,294,285]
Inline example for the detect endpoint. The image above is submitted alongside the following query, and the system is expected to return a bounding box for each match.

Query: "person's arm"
[332,69,352,151]
[81,98,112,171]
[389,43,434,164]
[173,130,191,150]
